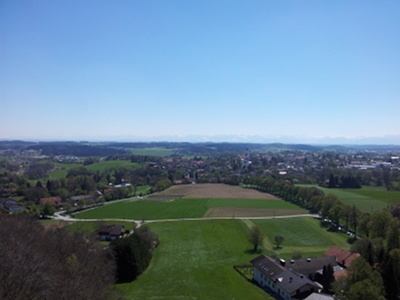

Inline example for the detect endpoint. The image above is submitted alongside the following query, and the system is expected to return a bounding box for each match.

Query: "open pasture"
[299,185,400,211]
[117,220,271,300]
[117,217,350,299]
[44,160,142,182]
[75,197,307,220]
[75,198,210,220]
[67,220,136,233]
[130,148,175,157]
[249,217,351,259]
[159,183,281,199]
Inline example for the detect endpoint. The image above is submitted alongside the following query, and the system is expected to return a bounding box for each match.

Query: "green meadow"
[74,198,306,220]
[116,217,350,299]
[299,185,400,212]
[250,217,350,259]
[117,220,271,300]
[32,160,142,184]
[67,220,137,233]
[130,148,176,157]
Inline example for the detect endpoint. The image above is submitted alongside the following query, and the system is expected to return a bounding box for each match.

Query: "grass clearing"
[75,198,210,220]
[130,148,175,157]
[67,220,136,233]
[251,217,351,259]
[117,220,271,300]
[85,160,142,172]
[208,198,302,209]
[297,184,400,212]
[75,197,307,220]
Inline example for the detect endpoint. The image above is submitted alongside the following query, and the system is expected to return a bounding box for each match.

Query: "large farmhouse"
[98,224,126,241]
[251,255,322,300]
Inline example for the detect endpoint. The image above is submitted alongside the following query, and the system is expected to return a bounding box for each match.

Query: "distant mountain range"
[4,134,400,145]
[1,139,400,154]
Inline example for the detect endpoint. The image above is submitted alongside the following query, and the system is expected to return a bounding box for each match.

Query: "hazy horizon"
[2,133,400,146]
[1,1,399,142]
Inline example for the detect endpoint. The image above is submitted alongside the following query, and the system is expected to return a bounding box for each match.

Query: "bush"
[110,232,153,283]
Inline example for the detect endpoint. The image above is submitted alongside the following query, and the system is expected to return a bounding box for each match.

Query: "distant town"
[1,140,400,300]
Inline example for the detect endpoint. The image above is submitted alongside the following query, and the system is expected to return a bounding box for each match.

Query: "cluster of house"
[250,246,359,300]
[40,192,101,210]
[0,198,26,212]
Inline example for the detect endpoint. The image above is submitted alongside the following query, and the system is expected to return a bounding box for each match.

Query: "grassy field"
[31,160,142,184]
[249,217,351,259]
[75,198,210,220]
[117,220,271,300]
[130,148,175,157]
[84,160,142,172]
[208,198,302,209]
[74,198,307,220]
[298,184,400,212]
[116,217,351,299]
[67,220,137,233]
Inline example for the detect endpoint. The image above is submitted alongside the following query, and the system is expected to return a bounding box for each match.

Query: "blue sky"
[1,0,399,144]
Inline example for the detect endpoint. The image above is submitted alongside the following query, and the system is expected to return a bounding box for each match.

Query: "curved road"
[53,213,320,228]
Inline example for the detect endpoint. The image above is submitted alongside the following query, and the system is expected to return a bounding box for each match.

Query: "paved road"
[52,213,320,228]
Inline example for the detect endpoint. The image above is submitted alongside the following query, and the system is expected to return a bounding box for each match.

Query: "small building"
[323,246,360,268]
[0,198,26,212]
[40,196,63,210]
[286,257,340,280]
[69,194,96,203]
[98,225,125,241]
[113,183,132,189]
[304,293,334,300]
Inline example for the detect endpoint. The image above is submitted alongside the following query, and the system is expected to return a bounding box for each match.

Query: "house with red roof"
[323,246,360,268]
[40,196,63,210]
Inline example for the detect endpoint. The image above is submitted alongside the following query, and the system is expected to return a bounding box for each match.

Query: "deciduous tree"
[274,235,285,248]
[248,225,264,252]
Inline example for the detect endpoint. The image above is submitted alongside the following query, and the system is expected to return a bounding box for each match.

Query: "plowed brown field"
[158,183,280,199]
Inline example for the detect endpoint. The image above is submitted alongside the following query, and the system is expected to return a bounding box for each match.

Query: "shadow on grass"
[320,221,330,228]
[273,247,282,250]
[347,237,357,244]
[244,249,263,255]
[327,226,339,232]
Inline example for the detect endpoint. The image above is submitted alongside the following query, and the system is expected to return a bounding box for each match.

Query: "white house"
[251,255,321,300]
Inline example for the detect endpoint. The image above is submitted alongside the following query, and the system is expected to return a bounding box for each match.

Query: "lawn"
[67,220,137,233]
[298,184,400,212]
[208,198,302,209]
[74,198,307,220]
[74,198,210,220]
[130,148,176,157]
[249,217,351,259]
[85,160,142,172]
[117,220,271,300]
[30,160,142,184]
